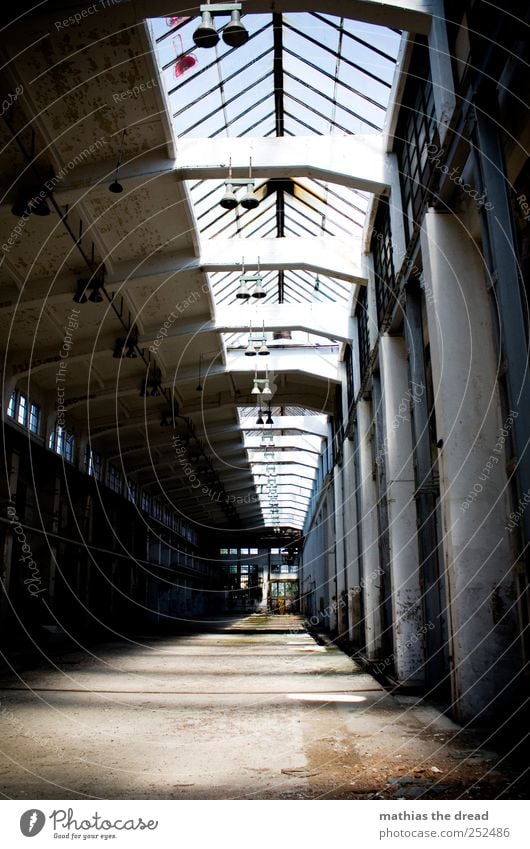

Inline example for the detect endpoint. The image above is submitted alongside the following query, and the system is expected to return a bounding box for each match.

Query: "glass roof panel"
[148,10,401,530]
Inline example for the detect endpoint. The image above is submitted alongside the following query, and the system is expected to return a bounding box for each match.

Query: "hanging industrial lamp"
[236,258,251,299]
[109,129,126,193]
[73,279,89,304]
[193,5,219,48]
[252,265,266,299]
[244,321,257,356]
[257,321,270,356]
[240,158,259,209]
[196,354,203,392]
[265,404,274,425]
[220,157,238,210]
[222,8,249,47]
[256,408,264,425]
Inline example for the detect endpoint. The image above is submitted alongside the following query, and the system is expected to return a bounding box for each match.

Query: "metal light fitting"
[194,3,248,49]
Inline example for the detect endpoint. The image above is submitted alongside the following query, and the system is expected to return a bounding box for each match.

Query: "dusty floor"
[0,615,526,799]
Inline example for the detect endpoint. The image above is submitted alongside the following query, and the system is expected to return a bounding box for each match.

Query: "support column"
[380,334,425,684]
[325,486,337,632]
[421,209,520,722]
[357,398,382,659]
[342,437,361,642]
[333,463,347,638]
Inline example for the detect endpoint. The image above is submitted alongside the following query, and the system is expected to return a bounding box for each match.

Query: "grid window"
[229,548,238,555]
[85,447,102,480]
[16,394,28,426]
[219,548,228,555]
[371,198,396,328]
[127,479,138,504]
[395,40,439,244]
[107,464,123,495]
[7,391,16,417]
[249,548,258,555]
[49,424,75,462]
[141,491,151,512]
[29,403,40,434]
[356,288,370,384]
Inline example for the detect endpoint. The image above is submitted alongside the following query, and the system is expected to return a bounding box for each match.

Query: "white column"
[333,463,347,637]
[325,486,337,631]
[357,398,382,658]
[421,209,520,722]
[342,436,362,642]
[380,334,425,684]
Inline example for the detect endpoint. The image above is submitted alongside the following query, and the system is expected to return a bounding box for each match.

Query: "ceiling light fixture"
[193,4,219,48]
[236,257,251,299]
[73,279,89,304]
[251,366,271,396]
[196,354,203,392]
[245,321,257,356]
[109,129,126,193]
[222,6,249,47]
[11,187,50,217]
[220,158,239,210]
[240,157,259,210]
[193,3,248,49]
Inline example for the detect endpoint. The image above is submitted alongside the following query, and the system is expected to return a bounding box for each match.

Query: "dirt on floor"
[0,616,527,800]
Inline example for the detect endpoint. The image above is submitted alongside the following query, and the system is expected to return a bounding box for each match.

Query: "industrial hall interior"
[0,0,528,801]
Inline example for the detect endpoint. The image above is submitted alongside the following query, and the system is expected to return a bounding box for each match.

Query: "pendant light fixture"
[244,320,257,356]
[193,4,219,48]
[196,354,203,392]
[265,403,274,425]
[236,257,251,299]
[257,321,270,356]
[222,7,249,47]
[256,408,264,425]
[193,4,248,50]
[240,157,259,210]
[109,129,126,193]
[220,157,238,210]
[73,279,89,304]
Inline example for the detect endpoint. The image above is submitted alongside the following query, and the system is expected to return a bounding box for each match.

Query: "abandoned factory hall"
[0,0,529,802]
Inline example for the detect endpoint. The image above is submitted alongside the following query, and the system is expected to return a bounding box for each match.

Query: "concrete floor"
[0,616,524,799]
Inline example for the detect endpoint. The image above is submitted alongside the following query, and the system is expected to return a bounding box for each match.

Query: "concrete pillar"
[421,209,520,722]
[325,486,337,632]
[333,463,347,638]
[342,437,361,642]
[357,398,383,659]
[380,334,425,684]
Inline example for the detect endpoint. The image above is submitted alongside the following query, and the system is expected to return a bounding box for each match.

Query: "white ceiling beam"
[55,135,388,199]
[3,233,364,314]
[135,1,431,34]
[240,415,329,437]
[244,435,322,453]
[250,451,320,468]
[201,237,364,284]
[214,304,353,344]
[176,135,388,193]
